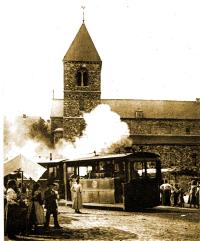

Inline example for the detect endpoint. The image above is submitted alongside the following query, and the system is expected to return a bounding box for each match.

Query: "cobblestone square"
[5,206,200,241]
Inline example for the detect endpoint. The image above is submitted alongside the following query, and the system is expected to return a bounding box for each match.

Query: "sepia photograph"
[1,0,200,240]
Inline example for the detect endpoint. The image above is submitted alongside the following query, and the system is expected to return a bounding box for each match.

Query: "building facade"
[51,22,200,169]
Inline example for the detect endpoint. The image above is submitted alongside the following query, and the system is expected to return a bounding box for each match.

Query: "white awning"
[4,154,47,182]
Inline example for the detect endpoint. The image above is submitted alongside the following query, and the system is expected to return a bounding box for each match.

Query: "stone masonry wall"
[64,92,101,116]
[63,61,101,141]
[124,118,200,135]
[51,117,63,132]
[63,117,85,141]
[132,144,199,169]
[131,144,200,191]
[124,118,200,169]
[64,62,101,91]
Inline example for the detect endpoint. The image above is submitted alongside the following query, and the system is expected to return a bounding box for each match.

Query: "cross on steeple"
[81,6,85,23]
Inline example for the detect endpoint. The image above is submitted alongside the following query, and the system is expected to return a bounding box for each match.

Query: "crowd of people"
[4,175,199,239]
[160,179,200,208]
[4,176,83,240]
[4,178,62,240]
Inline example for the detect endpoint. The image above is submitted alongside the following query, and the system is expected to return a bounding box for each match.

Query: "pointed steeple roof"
[63,23,101,62]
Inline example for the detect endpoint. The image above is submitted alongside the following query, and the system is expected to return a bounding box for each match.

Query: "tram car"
[38,151,162,211]
[37,159,65,198]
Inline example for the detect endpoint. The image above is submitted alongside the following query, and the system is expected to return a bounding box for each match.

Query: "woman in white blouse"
[5,179,19,240]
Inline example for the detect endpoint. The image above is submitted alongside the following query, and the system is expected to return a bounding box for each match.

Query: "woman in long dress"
[71,177,83,213]
[188,180,197,208]
[5,179,20,240]
[28,182,45,233]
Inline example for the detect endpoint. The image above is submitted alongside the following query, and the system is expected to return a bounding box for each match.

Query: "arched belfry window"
[76,68,88,86]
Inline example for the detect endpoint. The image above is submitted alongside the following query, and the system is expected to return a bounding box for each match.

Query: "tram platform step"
[58,199,124,211]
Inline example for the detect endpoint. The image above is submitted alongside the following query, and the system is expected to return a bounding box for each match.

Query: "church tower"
[63,21,102,141]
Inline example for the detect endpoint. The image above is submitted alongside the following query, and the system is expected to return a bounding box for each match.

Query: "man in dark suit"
[44,183,61,229]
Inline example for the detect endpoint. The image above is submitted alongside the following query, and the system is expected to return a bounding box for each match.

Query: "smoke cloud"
[4,116,52,161]
[55,104,132,159]
[4,104,132,161]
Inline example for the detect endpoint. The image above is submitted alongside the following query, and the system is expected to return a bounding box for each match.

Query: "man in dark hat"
[44,183,61,229]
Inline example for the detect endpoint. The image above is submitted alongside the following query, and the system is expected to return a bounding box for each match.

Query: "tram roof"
[63,152,160,164]
[37,159,65,165]
[36,152,160,165]
[62,153,131,163]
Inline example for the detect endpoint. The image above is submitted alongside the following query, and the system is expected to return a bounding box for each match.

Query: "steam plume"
[55,104,132,159]
[4,104,132,161]
[4,116,52,160]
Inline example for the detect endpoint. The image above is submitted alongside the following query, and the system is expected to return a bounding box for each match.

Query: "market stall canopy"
[4,154,47,182]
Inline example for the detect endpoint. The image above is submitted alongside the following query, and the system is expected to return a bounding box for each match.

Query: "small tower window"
[76,68,88,86]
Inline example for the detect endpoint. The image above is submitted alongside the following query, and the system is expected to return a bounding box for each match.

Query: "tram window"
[146,161,156,178]
[49,167,57,178]
[115,162,125,172]
[67,167,79,179]
[133,162,144,177]
[99,162,104,171]
[79,166,94,178]
[104,161,114,177]
[114,162,125,179]
[79,166,88,177]
[67,167,75,177]
[87,166,94,178]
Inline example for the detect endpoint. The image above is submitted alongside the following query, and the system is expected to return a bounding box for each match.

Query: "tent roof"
[4,154,47,182]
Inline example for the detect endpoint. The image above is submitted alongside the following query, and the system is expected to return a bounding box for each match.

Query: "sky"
[1,0,200,120]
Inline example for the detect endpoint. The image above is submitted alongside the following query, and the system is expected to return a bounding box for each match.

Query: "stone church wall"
[123,118,200,169]
[51,117,63,132]
[63,117,85,141]
[64,92,101,116]
[132,144,199,169]
[124,118,200,135]
[64,62,101,91]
